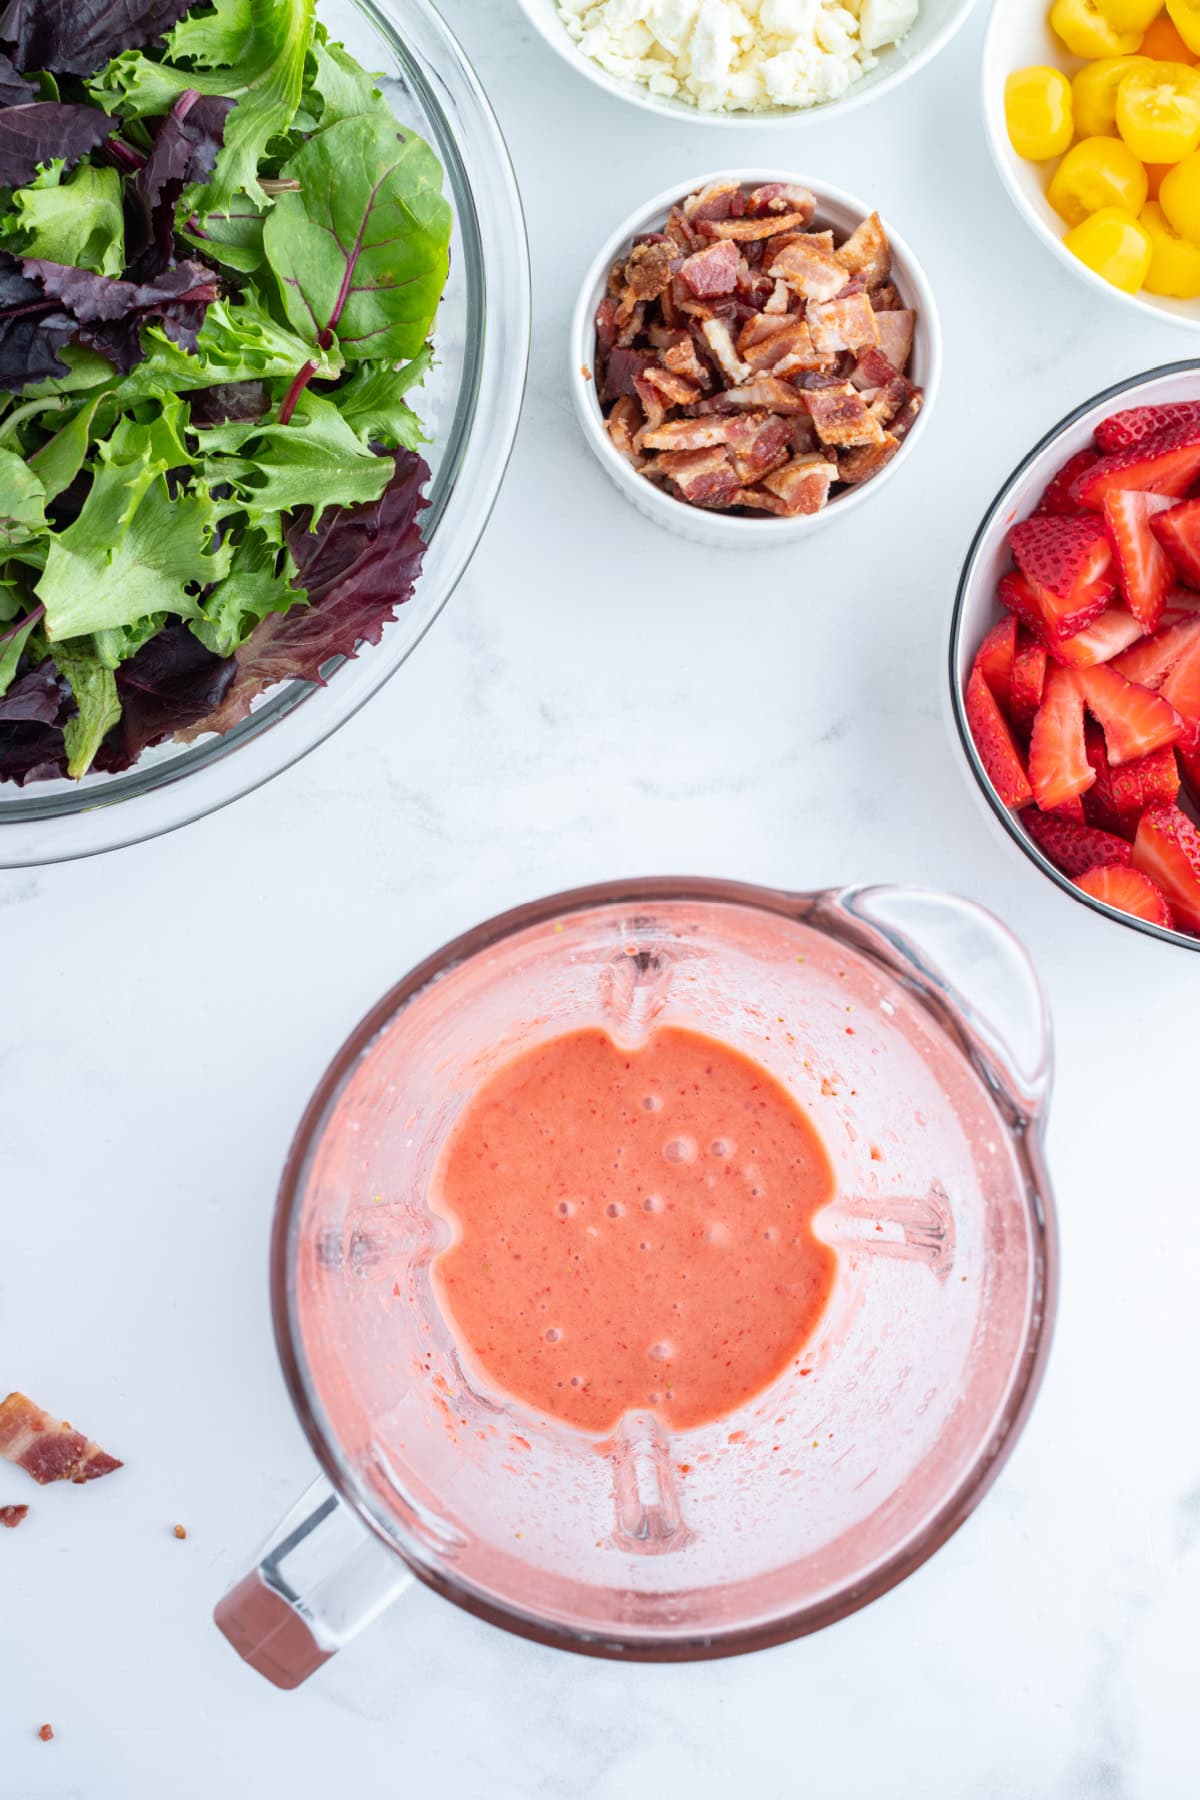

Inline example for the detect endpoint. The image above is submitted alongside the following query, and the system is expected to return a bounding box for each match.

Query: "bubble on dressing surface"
[642,1094,663,1112]
[648,1341,673,1361]
[555,1199,576,1218]
[605,1202,625,1219]
[544,1327,562,1344]
[663,1136,697,1165]
[709,1137,736,1159]
[642,1194,664,1213]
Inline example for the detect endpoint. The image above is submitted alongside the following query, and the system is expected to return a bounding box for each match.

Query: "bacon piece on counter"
[0,1503,29,1527]
[0,1393,122,1486]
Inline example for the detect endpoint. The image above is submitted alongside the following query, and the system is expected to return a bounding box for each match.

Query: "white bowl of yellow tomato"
[985,0,1200,323]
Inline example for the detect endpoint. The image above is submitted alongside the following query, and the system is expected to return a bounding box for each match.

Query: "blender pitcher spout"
[799,886,1054,1128]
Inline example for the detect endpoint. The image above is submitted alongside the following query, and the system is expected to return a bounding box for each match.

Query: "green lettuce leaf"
[303,32,387,129]
[3,162,125,276]
[195,387,392,522]
[180,193,268,273]
[93,0,316,211]
[190,526,302,656]
[17,346,119,401]
[0,449,47,547]
[114,291,341,402]
[28,392,119,502]
[335,348,430,451]
[0,608,40,695]
[52,639,121,778]
[264,110,450,363]
[93,612,168,668]
[36,419,232,640]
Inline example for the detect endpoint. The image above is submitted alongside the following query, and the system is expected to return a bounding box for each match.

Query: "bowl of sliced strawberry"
[952,365,1200,949]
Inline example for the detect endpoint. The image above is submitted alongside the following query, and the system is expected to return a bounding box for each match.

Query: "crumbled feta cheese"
[554,0,918,112]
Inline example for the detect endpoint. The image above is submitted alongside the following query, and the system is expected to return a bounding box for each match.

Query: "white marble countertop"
[4,2,1200,1794]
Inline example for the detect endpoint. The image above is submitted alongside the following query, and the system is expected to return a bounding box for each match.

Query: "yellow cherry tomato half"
[1160,147,1200,236]
[1141,199,1200,292]
[1049,136,1150,225]
[1050,0,1146,57]
[1064,206,1154,290]
[1073,55,1151,135]
[1167,0,1200,54]
[1098,0,1169,26]
[1141,14,1199,60]
[1006,66,1075,160]
[1116,61,1200,161]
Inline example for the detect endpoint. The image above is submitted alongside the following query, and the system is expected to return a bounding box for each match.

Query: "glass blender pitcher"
[216,880,1057,1687]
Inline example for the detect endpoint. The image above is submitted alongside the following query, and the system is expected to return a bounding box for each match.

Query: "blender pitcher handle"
[214,1474,412,1689]
[819,887,1053,1123]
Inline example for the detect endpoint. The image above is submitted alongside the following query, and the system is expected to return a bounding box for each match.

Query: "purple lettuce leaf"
[0,100,116,187]
[92,622,236,773]
[180,451,430,743]
[0,661,66,724]
[22,256,222,371]
[0,0,195,79]
[0,250,75,391]
[188,379,268,426]
[130,90,233,279]
[0,50,34,107]
[0,720,67,783]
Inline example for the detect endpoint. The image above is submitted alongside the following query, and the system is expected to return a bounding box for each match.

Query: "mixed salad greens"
[0,0,452,783]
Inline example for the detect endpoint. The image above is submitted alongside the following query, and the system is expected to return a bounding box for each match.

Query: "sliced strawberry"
[1102,490,1176,629]
[1073,422,1200,511]
[998,569,1112,644]
[1076,664,1182,764]
[1028,668,1093,812]
[1046,794,1087,822]
[1083,728,1180,837]
[965,666,1032,809]
[1095,401,1200,454]
[1178,739,1200,801]
[1111,613,1200,686]
[1161,587,1200,626]
[1074,864,1175,928]
[1152,496,1200,589]
[1010,630,1048,738]
[1132,804,1200,934]
[1010,514,1112,603]
[1023,808,1134,876]
[1036,446,1099,516]
[1161,633,1200,750]
[1047,606,1145,668]
[972,616,1017,715]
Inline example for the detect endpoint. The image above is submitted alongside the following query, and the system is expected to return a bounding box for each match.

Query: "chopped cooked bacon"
[659,334,711,388]
[724,412,792,484]
[655,445,742,507]
[595,297,618,359]
[807,292,881,355]
[684,181,744,223]
[838,433,902,483]
[0,1503,29,1527]
[760,454,838,515]
[875,309,916,371]
[0,1393,122,1486]
[704,211,814,242]
[601,347,656,403]
[851,345,901,391]
[746,183,817,221]
[593,180,922,519]
[606,395,642,460]
[804,382,888,449]
[640,417,735,452]
[836,212,891,287]
[623,241,676,302]
[699,376,810,416]
[639,363,702,408]
[678,240,741,300]
[768,238,847,303]
[700,317,752,385]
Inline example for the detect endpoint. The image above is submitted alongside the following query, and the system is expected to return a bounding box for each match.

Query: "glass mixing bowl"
[0,0,530,867]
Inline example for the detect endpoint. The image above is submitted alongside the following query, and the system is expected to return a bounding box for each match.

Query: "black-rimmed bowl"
[950,362,1200,954]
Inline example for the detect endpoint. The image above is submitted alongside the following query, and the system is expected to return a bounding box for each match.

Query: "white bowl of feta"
[570,169,942,548]
[518,0,977,123]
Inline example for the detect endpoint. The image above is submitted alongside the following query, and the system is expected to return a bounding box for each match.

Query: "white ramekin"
[569,168,942,549]
[982,0,1200,331]
[519,0,979,128]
